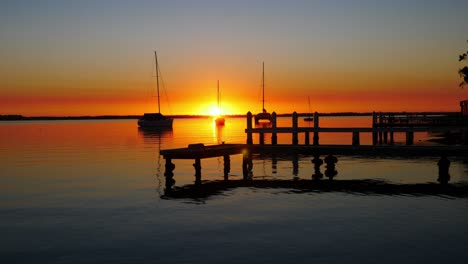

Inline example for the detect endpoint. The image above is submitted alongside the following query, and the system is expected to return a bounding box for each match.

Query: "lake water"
[1,117,468,264]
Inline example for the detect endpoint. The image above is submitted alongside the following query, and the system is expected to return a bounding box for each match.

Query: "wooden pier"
[160,112,468,190]
[245,111,468,146]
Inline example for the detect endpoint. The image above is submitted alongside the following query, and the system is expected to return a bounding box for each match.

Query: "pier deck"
[160,143,468,159]
[160,143,246,159]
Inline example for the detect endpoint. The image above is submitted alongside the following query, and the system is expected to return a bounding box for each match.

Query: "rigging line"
[159,70,173,115]
[152,53,172,114]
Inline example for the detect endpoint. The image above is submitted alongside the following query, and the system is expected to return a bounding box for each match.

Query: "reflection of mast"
[137,127,173,196]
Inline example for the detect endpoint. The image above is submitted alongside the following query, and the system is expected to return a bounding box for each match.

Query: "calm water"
[1,117,468,264]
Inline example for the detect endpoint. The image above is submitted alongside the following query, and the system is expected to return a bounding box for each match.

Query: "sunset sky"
[1,0,468,116]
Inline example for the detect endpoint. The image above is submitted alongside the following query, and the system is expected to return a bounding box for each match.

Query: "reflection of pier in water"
[162,179,468,201]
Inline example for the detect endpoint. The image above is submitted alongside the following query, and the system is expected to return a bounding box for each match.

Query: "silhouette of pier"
[160,112,468,190]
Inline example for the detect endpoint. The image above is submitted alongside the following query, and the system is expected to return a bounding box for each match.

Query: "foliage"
[459,40,468,88]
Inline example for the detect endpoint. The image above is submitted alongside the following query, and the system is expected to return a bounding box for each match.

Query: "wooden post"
[305,131,310,145]
[352,131,360,146]
[378,112,383,144]
[406,131,414,145]
[246,111,253,145]
[271,112,277,145]
[292,111,298,145]
[390,130,394,145]
[313,112,319,146]
[259,132,264,145]
[384,131,388,144]
[194,158,201,185]
[372,111,378,145]
[223,155,230,180]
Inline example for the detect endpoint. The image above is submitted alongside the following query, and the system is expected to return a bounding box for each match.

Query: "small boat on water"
[215,80,225,126]
[255,62,271,124]
[138,51,173,128]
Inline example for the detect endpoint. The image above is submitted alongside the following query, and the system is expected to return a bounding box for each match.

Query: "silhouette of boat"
[255,62,271,124]
[138,51,173,128]
[215,80,225,126]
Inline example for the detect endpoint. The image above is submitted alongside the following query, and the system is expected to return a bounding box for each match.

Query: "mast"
[155,51,161,114]
[217,80,220,109]
[262,61,265,112]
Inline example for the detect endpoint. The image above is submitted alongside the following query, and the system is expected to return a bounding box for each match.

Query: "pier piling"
[247,112,253,145]
[292,112,298,145]
[352,131,360,146]
[313,112,319,146]
[271,112,277,145]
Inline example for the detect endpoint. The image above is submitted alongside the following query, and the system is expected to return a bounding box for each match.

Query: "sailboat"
[254,62,271,124]
[215,80,225,126]
[138,51,174,128]
[304,96,314,121]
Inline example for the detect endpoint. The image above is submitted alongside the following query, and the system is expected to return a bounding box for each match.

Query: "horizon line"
[0,111,460,121]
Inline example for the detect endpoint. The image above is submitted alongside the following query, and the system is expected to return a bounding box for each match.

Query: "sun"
[209,106,221,117]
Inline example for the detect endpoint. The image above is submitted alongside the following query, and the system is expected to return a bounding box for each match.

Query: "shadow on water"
[161,179,468,202]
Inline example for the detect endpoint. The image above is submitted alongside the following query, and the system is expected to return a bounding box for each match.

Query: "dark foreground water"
[1,117,468,263]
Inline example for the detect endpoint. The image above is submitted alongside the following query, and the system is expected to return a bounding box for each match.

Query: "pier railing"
[245,111,468,146]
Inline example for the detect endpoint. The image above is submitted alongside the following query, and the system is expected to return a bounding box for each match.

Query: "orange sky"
[1,1,467,116]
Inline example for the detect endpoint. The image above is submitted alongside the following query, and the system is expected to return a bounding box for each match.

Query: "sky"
[1,0,468,116]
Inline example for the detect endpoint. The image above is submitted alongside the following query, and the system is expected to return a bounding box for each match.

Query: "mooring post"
[193,158,201,185]
[223,155,230,180]
[271,112,277,145]
[406,131,414,145]
[313,112,319,146]
[246,111,253,145]
[292,111,298,145]
[352,130,360,146]
[372,111,378,145]
[259,132,264,145]
[378,112,383,144]
[164,158,175,190]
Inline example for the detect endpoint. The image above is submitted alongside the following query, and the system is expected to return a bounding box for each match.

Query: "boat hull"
[138,118,173,128]
[138,113,173,128]
[215,117,225,126]
[255,112,271,124]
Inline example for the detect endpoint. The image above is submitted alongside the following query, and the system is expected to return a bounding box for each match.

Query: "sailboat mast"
[262,61,265,112]
[155,51,161,114]
[217,80,220,109]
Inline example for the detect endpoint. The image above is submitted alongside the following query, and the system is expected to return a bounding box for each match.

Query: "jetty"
[160,111,468,190]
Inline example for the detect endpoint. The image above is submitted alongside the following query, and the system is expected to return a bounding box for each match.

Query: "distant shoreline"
[0,112,458,121]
